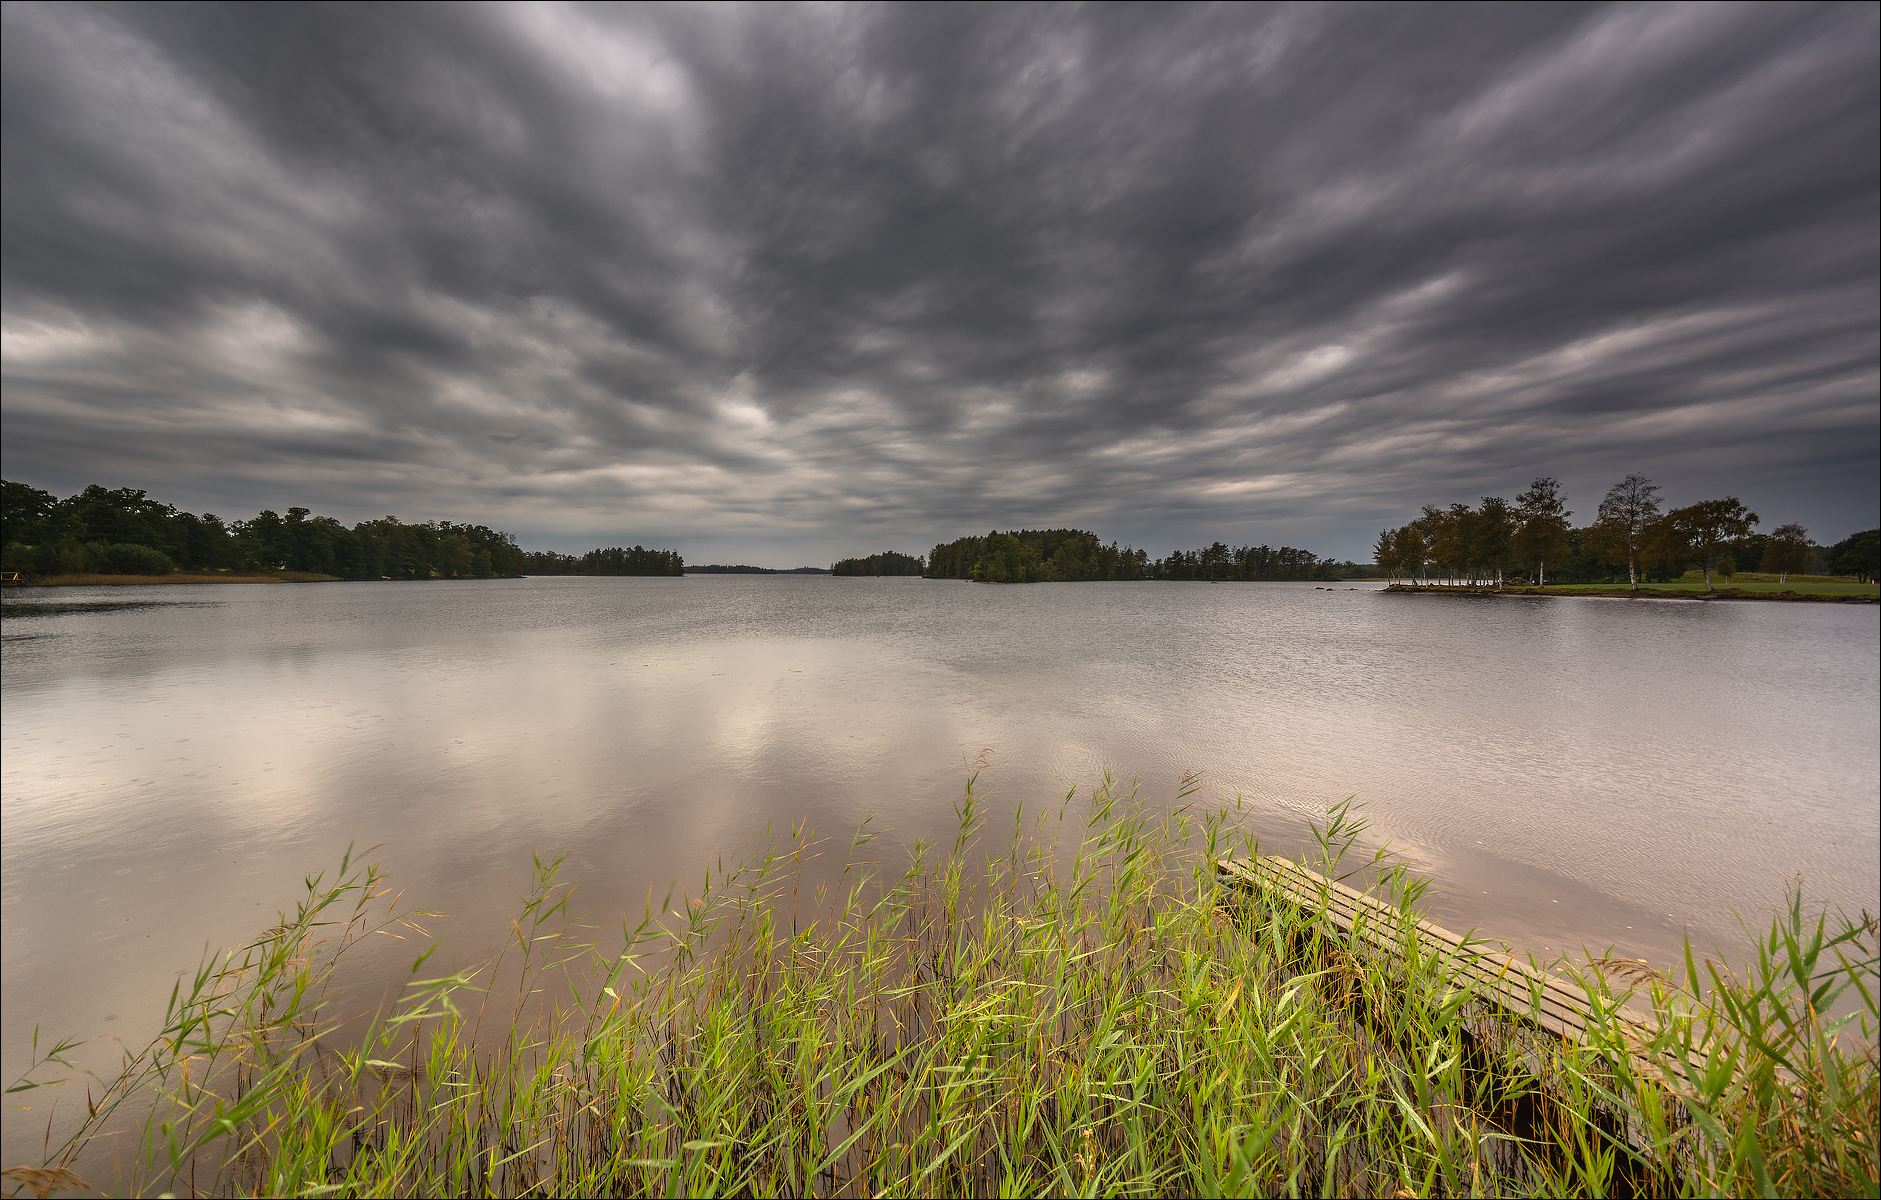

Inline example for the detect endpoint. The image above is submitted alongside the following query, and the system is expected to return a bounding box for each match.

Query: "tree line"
[1159,542,1348,582]
[521,547,684,576]
[1374,474,1879,589]
[832,551,925,576]
[922,528,1345,583]
[2,480,525,579]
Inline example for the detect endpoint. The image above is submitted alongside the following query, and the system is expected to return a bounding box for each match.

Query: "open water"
[3,575,1877,1162]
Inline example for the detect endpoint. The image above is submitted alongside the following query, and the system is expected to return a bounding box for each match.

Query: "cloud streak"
[3,1,1875,560]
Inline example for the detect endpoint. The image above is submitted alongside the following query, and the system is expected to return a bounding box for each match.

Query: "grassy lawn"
[1542,576,1878,597]
[1384,576,1876,601]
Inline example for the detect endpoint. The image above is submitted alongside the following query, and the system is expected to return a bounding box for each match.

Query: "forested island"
[1374,475,1879,589]
[523,547,684,576]
[923,528,1355,582]
[2,480,525,579]
[832,551,924,576]
[690,564,831,574]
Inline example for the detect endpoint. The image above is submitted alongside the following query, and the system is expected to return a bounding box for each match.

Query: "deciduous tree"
[1475,497,1514,586]
[1827,529,1878,582]
[1664,497,1760,591]
[0,480,56,547]
[1373,529,1400,580]
[1392,525,1427,583]
[1417,505,1461,584]
[1760,523,1811,584]
[1592,474,1662,591]
[1513,477,1572,587]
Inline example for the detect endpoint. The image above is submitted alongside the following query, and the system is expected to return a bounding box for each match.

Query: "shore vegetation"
[522,546,684,577]
[1375,473,1878,593]
[1387,576,1879,602]
[11,782,1875,1198]
[832,551,925,576]
[11,570,341,587]
[924,529,1353,583]
[2,480,526,581]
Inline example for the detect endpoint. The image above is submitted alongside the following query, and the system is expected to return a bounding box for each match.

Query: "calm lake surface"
[3,575,1877,1156]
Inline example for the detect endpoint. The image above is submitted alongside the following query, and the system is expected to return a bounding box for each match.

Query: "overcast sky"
[3,2,1875,564]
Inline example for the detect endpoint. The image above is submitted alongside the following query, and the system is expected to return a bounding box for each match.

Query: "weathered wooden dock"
[1215,854,1668,1059]
[1216,854,1718,1176]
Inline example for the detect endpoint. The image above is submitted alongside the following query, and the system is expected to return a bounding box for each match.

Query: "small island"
[920,528,1356,582]
[831,550,924,576]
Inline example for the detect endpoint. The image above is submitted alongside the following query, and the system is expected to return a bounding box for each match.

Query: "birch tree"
[1592,473,1662,591]
[1760,523,1810,584]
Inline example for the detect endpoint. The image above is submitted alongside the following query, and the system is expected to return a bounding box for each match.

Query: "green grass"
[11,781,1877,1198]
[1541,578,1878,597]
[1387,578,1877,599]
[1714,573,1872,586]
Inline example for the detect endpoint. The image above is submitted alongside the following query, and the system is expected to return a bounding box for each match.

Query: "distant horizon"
[6,469,1875,573]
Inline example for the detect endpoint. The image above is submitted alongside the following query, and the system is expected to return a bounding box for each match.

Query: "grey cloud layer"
[3,1,1875,558]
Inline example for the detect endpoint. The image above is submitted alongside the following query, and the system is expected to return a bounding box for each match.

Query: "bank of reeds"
[10,778,1877,1197]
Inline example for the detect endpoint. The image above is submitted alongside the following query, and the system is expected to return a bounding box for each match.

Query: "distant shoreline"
[9,574,1871,602]
[6,571,344,587]
[685,566,832,575]
[1383,582,1878,603]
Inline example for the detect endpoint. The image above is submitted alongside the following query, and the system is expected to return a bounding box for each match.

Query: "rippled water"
[4,575,1876,1158]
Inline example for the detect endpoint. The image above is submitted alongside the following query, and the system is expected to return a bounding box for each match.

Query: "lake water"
[3,576,1877,1161]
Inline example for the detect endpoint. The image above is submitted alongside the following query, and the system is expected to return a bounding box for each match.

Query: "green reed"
[10,776,1875,1198]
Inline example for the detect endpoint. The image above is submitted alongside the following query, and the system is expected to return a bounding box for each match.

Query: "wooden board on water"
[1217,854,1709,1159]
[1215,855,1665,1054]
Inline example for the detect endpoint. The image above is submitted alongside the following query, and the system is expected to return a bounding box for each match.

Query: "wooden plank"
[1229,878,1607,1045]
[1223,856,1630,1036]
[1217,854,1714,1163]
[1241,857,1610,1033]
[1215,855,1669,1053]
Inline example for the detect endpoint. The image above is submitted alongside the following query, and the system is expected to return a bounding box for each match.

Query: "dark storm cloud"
[3,1,1875,559]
